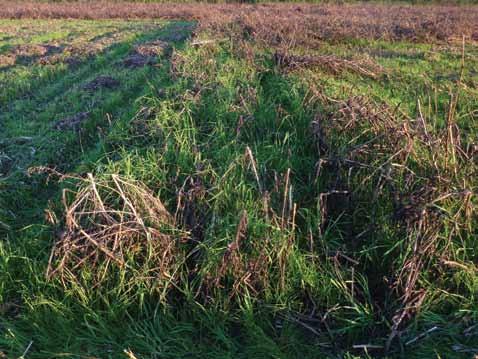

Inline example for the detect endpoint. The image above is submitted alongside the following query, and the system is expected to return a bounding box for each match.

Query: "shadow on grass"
[0,21,329,359]
[0,20,194,232]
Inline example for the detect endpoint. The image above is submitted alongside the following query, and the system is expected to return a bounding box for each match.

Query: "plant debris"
[81,75,120,91]
[1,3,476,45]
[54,111,90,131]
[0,154,13,176]
[47,173,185,289]
[122,40,170,68]
[274,51,383,78]
[123,53,155,68]
[134,40,170,57]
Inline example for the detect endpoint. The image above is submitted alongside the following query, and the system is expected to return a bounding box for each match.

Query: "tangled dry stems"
[37,76,476,347]
[1,3,477,46]
[274,51,383,78]
[312,91,476,347]
[47,173,185,291]
[13,3,476,350]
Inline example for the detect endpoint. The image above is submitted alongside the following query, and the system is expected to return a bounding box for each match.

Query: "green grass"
[0,20,191,227]
[1,18,478,358]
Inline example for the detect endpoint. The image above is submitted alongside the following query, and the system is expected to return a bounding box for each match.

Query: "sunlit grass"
[1,13,478,359]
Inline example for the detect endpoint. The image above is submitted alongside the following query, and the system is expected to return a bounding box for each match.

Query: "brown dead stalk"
[274,51,383,79]
[310,93,476,350]
[47,173,185,290]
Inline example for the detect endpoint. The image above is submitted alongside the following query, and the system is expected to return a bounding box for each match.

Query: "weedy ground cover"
[0,4,478,358]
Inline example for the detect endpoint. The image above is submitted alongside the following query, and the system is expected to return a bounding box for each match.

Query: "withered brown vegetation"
[1,2,477,44]
[46,174,185,290]
[273,51,383,78]
[311,93,477,349]
[81,75,120,92]
[2,3,477,356]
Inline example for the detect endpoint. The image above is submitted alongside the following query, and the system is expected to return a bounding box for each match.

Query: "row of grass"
[1,19,478,358]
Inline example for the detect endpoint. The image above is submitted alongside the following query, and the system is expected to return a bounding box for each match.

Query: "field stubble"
[0,3,478,358]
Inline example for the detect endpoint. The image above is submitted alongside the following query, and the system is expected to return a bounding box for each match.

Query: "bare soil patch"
[1,43,62,66]
[15,43,62,61]
[36,31,131,66]
[13,44,54,57]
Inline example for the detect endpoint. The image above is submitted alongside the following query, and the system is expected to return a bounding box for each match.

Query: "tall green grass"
[1,19,478,359]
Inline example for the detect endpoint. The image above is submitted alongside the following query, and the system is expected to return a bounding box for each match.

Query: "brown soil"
[36,31,130,66]
[121,40,171,68]
[14,43,62,59]
[1,44,63,66]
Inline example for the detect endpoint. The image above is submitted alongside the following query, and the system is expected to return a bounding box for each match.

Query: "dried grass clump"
[47,173,185,291]
[54,111,90,131]
[274,51,383,79]
[0,54,15,67]
[134,40,170,57]
[202,211,270,302]
[312,93,477,349]
[81,75,120,92]
[0,3,476,45]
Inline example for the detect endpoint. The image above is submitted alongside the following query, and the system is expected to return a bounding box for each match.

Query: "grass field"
[1,3,478,358]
